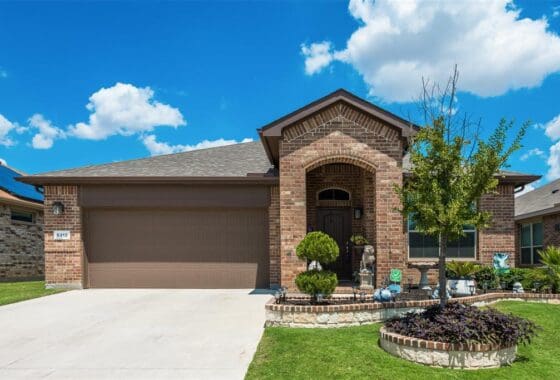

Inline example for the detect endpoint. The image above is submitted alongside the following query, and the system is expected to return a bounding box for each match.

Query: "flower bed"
[265,292,560,328]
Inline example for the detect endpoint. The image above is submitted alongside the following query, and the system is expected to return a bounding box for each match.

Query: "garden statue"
[493,253,510,274]
[374,287,392,302]
[359,245,375,290]
[513,281,524,293]
[308,260,322,271]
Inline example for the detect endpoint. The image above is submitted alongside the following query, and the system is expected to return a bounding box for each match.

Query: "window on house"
[520,222,543,265]
[11,209,35,223]
[318,188,350,201]
[408,215,476,259]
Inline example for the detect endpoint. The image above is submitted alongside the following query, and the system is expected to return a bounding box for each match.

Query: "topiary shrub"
[295,270,338,297]
[296,231,339,264]
[294,232,340,300]
[385,303,538,346]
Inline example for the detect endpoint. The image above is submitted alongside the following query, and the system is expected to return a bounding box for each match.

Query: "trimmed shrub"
[385,303,538,346]
[474,266,498,289]
[295,270,338,297]
[296,231,339,264]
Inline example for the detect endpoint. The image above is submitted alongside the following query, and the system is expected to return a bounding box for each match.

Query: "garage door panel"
[88,263,261,289]
[84,208,269,288]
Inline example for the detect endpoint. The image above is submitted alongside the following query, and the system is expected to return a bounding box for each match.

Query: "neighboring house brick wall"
[43,185,83,288]
[0,204,44,280]
[269,185,281,287]
[278,101,405,288]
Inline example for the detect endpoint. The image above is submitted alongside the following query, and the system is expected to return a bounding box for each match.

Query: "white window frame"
[520,221,543,265]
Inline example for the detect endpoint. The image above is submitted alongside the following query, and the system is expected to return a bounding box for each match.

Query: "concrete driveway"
[0,289,271,379]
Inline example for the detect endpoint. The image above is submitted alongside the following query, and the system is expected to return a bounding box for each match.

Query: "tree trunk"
[438,233,448,307]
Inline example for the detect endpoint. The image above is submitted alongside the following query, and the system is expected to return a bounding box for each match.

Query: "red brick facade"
[43,185,83,288]
[39,97,521,290]
[278,101,405,288]
[543,214,560,248]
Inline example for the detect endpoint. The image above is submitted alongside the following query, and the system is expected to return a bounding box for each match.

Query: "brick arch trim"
[304,155,377,173]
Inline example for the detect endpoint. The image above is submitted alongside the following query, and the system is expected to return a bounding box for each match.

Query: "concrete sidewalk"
[0,289,271,379]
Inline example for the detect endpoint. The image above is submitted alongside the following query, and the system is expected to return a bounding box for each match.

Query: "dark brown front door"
[317,208,352,280]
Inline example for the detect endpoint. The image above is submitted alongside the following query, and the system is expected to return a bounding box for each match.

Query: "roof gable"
[258,89,418,165]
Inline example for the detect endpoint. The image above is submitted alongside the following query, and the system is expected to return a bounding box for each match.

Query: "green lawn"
[0,281,64,306]
[246,302,560,380]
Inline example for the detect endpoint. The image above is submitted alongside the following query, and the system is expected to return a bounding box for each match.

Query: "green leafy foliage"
[295,270,338,297]
[295,231,339,264]
[395,84,526,306]
[445,261,480,279]
[350,234,369,246]
[474,266,498,289]
[538,246,560,292]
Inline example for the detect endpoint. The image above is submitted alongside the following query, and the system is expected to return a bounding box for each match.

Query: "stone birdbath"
[408,261,438,289]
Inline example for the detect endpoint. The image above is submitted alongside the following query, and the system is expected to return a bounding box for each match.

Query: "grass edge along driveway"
[246,301,560,380]
[0,281,64,306]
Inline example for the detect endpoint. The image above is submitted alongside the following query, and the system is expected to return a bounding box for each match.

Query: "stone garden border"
[379,326,516,369]
[265,292,560,328]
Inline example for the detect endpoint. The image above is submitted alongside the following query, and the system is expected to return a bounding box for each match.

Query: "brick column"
[44,185,84,289]
[374,168,405,286]
[479,184,515,267]
[269,185,281,288]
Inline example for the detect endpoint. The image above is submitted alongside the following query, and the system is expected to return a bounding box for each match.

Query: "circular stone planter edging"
[379,327,516,369]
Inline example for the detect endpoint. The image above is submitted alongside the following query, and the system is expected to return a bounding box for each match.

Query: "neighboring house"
[20,90,539,290]
[0,163,44,280]
[515,179,560,266]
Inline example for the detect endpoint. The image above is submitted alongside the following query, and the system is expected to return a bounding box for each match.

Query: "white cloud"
[553,6,560,18]
[29,114,65,149]
[0,114,17,146]
[515,180,540,197]
[0,158,6,166]
[301,42,335,75]
[543,114,560,140]
[547,141,560,181]
[69,82,185,140]
[302,0,560,103]
[520,148,545,161]
[142,134,253,156]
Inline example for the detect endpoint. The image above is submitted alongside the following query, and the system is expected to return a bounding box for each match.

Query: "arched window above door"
[317,188,351,201]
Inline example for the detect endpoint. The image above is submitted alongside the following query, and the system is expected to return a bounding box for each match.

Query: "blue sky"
[0,0,559,193]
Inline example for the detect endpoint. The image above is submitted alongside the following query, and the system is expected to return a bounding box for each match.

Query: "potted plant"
[349,234,369,271]
[294,231,339,302]
[446,261,479,296]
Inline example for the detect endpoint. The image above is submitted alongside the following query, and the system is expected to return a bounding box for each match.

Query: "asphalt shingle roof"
[30,141,273,178]
[515,178,560,218]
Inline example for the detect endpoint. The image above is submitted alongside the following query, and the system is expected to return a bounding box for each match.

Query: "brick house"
[0,163,44,280]
[515,179,560,266]
[20,89,539,289]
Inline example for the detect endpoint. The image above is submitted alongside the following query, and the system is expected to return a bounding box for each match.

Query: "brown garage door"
[84,208,269,289]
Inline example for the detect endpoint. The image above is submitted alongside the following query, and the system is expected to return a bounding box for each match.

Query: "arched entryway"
[305,162,375,282]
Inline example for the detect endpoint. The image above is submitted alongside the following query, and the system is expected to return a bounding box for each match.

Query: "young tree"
[397,68,527,306]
